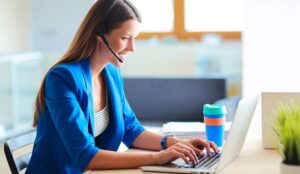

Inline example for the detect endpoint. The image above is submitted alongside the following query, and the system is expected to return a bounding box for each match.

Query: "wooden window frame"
[138,0,241,40]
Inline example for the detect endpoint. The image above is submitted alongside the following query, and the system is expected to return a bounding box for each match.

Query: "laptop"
[141,96,259,174]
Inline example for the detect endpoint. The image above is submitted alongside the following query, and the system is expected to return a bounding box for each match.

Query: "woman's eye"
[122,37,130,40]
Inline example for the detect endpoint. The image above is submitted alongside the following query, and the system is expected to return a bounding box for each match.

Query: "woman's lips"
[118,54,127,62]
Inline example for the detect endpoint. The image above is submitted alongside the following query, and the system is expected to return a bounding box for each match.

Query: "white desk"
[221,139,280,174]
[90,138,281,174]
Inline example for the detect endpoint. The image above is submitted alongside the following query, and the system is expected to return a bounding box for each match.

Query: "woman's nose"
[126,39,135,52]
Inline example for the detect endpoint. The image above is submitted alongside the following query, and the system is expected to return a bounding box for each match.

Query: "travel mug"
[203,104,227,147]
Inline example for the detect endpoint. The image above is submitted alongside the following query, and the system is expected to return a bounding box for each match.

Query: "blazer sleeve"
[122,96,145,147]
[45,66,99,170]
[119,75,145,147]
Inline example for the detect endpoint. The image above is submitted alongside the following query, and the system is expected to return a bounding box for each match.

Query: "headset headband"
[97,0,118,34]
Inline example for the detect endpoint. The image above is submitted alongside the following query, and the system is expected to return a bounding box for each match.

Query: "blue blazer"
[26,58,145,174]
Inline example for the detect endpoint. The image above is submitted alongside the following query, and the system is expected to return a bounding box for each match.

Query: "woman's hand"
[179,138,220,156]
[153,137,219,165]
[153,142,199,165]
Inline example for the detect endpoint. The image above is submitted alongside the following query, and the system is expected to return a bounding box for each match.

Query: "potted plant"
[273,101,300,174]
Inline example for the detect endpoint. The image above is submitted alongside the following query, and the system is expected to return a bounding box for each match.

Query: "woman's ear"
[95,34,103,44]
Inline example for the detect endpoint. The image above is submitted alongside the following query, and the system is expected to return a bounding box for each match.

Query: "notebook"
[141,96,259,174]
[162,122,232,139]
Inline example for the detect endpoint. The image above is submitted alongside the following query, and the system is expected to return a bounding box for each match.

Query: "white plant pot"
[280,162,300,174]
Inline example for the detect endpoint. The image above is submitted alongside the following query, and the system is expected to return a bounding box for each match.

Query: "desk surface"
[90,138,281,174]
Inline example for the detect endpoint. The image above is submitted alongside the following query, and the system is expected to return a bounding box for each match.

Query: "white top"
[94,92,110,137]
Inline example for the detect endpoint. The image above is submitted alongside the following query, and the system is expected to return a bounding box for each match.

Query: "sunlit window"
[130,0,174,32]
[185,0,244,32]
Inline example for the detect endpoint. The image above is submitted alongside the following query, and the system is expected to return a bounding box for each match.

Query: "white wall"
[0,0,94,54]
[243,0,300,139]
[31,0,94,53]
[243,0,300,97]
[0,0,32,53]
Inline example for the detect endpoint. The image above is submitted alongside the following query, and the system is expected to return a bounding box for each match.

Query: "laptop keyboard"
[177,152,221,169]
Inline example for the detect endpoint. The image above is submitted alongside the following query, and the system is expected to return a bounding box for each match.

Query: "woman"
[26,0,219,173]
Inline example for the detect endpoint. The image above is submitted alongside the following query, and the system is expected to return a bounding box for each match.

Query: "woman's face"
[99,19,140,67]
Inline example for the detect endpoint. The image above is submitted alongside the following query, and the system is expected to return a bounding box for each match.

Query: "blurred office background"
[0,0,243,141]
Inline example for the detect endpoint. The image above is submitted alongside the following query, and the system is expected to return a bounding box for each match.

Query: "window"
[131,0,174,32]
[130,0,242,40]
[185,0,244,32]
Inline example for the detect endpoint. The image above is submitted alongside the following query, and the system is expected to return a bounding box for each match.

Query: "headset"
[95,0,124,63]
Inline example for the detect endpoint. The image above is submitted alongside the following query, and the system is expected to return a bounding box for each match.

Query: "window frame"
[138,0,241,40]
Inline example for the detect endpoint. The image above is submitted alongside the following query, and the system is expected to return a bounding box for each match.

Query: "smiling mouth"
[118,54,127,61]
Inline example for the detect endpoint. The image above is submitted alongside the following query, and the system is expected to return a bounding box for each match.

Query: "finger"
[196,144,205,150]
[173,146,196,164]
[185,143,200,154]
[208,141,220,153]
[193,139,211,156]
[184,147,198,165]
[203,141,212,156]
[192,138,206,151]
[191,145,204,156]
[185,143,203,162]
[185,141,203,156]
[177,145,198,165]
[174,151,190,164]
[184,143,201,158]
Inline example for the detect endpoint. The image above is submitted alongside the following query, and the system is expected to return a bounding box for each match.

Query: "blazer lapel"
[79,58,95,136]
[97,66,124,150]
[79,60,124,150]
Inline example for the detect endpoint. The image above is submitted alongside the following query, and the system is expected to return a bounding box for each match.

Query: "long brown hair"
[33,0,141,126]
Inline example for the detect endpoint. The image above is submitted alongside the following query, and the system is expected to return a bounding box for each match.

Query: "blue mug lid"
[203,104,227,115]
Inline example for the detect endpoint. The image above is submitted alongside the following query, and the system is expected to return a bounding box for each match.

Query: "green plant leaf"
[273,100,300,165]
